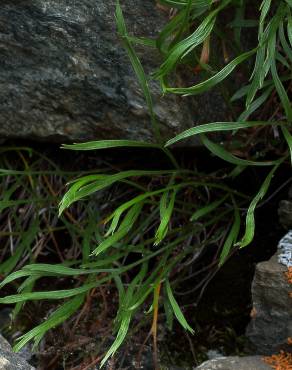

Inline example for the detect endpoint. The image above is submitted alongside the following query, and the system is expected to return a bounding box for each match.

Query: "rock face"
[278,231,292,267]
[0,335,34,370]
[0,0,227,143]
[278,186,292,229]
[246,252,292,354]
[194,356,271,370]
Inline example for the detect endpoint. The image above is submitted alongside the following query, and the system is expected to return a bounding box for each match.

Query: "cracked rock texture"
[194,356,271,370]
[0,335,34,370]
[0,0,227,143]
[246,252,292,354]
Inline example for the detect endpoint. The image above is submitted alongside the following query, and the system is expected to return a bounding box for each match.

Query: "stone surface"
[0,335,35,370]
[278,185,292,229]
[0,0,227,144]
[246,252,292,354]
[194,356,271,370]
[278,231,292,267]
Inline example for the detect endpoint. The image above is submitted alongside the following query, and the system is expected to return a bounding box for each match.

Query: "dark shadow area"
[0,139,290,369]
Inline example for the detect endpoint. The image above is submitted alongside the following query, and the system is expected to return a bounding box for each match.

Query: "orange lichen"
[285,267,292,284]
[263,350,292,369]
[262,263,292,368]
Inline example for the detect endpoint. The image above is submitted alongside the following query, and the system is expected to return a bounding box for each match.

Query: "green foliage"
[0,0,291,367]
[165,279,194,334]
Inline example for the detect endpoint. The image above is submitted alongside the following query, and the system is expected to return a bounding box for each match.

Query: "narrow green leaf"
[157,8,187,54]
[92,203,143,256]
[279,21,292,63]
[14,295,85,352]
[155,15,216,77]
[163,49,256,95]
[62,140,160,151]
[236,162,282,248]
[165,279,194,334]
[200,134,277,167]
[100,314,131,367]
[155,190,177,245]
[155,0,230,78]
[288,14,292,46]
[260,0,272,28]
[0,281,107,304]
[237,86,273,122]
[219,205,240,265]
[0,265,118,289]
[270,55,292,122]
[165,121,279,147]
[59,170,175,214]
[115,1,161,142]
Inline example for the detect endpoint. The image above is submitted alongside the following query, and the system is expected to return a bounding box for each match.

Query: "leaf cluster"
[0,0,291,366]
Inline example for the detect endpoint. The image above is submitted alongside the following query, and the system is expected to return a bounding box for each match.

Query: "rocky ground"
[195,356,271,370]
[0,335,34,370]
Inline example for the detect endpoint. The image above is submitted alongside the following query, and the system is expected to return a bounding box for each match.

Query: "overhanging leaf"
[165,121,279,146]
[219,204,240,265]
[200,134,277,166]
[166,279,194,334]
[62,140,161,151]
[236,161,282,248]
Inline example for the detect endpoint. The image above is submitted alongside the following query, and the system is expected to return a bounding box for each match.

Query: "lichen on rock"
[278,231,292,268]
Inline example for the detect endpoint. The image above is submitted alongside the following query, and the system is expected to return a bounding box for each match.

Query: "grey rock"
[246,253,292,354]
[0,334,35,370]
[0,336,11,353]
[0,0,227,144]
[278,231,292,267]
[206,350,225,361]
[278,185,292,229]
[195,356,271,370]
